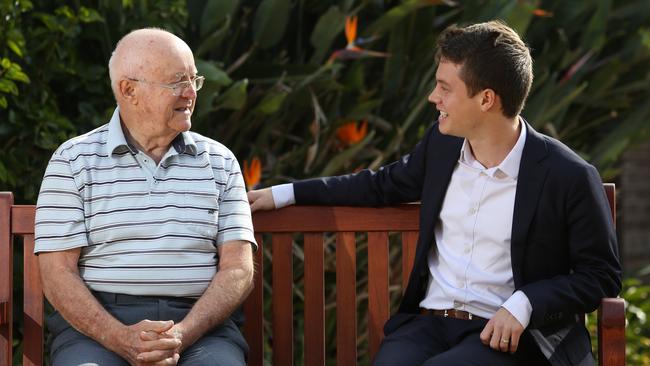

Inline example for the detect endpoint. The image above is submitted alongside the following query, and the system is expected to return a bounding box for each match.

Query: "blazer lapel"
[417,133,463,261]
[511,121,550,288]
[401,128,461,312]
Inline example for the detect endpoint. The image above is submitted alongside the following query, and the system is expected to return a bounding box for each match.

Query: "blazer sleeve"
[521,163,622,327]
[293,126,436,206]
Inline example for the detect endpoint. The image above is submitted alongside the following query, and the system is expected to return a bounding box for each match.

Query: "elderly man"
[35,28,255,365]
[249,21,621,365]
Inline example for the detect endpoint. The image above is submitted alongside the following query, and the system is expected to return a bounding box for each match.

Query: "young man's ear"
[118,79,138,105]
[479,89,497,112]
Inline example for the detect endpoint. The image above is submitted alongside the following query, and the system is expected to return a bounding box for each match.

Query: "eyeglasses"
[127,75,205,96]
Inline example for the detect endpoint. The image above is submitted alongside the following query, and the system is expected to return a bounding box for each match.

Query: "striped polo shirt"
[35,107,257,298]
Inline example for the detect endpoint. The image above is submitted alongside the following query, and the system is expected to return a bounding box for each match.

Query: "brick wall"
[621,139,650,279]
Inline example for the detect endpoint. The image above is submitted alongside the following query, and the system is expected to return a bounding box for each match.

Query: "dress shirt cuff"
[271,183,296,209]
[501,290,533,329]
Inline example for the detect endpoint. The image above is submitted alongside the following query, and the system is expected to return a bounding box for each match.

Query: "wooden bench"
[0,184,626,365]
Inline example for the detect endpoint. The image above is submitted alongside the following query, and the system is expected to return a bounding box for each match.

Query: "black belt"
[420,308,487,321]
[92,291,196,305]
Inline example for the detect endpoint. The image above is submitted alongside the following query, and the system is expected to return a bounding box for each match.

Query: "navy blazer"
[294,120,622,365]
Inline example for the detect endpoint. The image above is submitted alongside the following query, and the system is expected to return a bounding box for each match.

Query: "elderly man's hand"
[479,307,524,354]
[247,188,276,212]
[113,319,181,365]
[140,321,196,356]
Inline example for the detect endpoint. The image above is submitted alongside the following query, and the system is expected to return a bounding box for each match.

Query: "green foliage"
[587,277,650,365]
[1,0,649,364]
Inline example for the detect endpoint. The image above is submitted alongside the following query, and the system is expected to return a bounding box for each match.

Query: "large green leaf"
[254,89,289,115]
[215,79,248,110]
[200,0,240,37]
[195,58,232,86]
[252,0,292,49]
[309,6,345,64]
[580,0,611,51]
[195,16,232,57]
[502,0,535,36]
[364,0,441,38]
[319,130,375,176]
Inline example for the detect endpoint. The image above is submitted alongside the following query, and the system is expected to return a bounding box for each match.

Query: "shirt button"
[464,246,471,254]
[469,207,477,214]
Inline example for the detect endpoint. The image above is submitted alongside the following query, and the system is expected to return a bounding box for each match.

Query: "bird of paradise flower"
[336,120,369,146]
[243,157,262,190]
[328,16,389,64]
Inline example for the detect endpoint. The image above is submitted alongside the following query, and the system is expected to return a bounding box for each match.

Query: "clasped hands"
[117,319,191,366]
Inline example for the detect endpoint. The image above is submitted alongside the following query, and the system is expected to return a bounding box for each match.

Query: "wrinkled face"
[135,44,198,137]
[428,60,483,138]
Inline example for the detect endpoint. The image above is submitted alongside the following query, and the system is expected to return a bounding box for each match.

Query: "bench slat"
[336,232,357,365]
[401,231,418,291]
[23,235,43,366]
[11,205,35,235]
[254,206,419,232]
[243,233,265,366]
[272,233,294,366]
[367,232,389,362]
[304,233,325,366]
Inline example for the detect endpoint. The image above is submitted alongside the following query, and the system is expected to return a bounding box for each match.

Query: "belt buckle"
[443,309,449,318]
[467,312,473,320]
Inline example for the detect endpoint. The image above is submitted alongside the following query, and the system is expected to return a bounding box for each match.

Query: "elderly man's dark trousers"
[372,313,551,366]
[46,291,248,366]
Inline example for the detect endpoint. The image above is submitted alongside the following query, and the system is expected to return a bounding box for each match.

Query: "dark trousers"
[47,291,248,366]
[372,313,550,366]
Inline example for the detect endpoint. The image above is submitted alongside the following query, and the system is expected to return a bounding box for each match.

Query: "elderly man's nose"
[182,84,197,98]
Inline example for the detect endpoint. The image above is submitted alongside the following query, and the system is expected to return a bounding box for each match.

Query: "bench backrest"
[0,184,618,365]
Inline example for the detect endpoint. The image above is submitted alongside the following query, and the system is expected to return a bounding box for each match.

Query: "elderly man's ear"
[119,79,138,104]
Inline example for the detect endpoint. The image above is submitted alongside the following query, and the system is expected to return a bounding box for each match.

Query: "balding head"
[108,28,193,100]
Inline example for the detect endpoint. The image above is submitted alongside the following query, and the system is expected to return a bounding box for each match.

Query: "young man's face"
[428,60,484,138]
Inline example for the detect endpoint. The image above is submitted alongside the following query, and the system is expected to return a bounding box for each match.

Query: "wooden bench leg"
[598,297,625,366]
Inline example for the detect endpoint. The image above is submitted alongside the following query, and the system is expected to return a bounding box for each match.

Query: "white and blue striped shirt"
[35,107,256,298]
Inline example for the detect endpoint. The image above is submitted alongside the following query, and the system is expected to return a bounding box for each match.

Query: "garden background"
[1,0,650,364]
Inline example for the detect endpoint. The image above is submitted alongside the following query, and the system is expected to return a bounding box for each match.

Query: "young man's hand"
[480,307,524,354]
[247,188,276,212]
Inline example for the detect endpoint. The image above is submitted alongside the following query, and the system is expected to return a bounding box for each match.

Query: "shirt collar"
[172,131,198,156]
[458,118,527,180]
[106,107,137,155]
[106,106,198,156]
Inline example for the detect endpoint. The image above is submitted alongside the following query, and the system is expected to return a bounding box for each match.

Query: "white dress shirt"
[271,121,532,328]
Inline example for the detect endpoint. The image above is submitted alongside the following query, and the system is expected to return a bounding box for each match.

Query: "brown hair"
[436,20,533,118]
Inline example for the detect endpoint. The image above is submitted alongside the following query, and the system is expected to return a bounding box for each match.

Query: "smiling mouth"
[439,111,448,118]
[175,106,191,113]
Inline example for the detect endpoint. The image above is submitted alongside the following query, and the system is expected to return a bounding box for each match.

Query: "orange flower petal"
[533,9,553,17]
[243,157,262,190]
[345,16,358,46]
[336,120,368,146]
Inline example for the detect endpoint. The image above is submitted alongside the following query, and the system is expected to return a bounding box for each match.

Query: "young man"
[35,28,256,365]
[248,21,621,365]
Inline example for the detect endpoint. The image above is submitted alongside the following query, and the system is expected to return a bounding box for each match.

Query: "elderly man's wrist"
[102,323,128,355]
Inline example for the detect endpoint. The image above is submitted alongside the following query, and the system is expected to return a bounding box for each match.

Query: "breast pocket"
[183,191,220,240]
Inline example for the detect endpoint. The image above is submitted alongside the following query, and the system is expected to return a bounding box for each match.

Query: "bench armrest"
[597,297,625,366]
[0,301,7,325]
